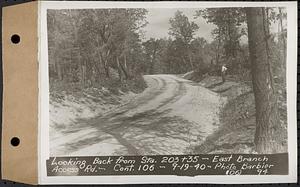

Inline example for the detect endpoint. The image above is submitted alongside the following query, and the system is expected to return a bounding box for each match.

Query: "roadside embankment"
[196,76,256,153]
[183,72,256,153]
[49,84,139,153]
[184,71,287,154]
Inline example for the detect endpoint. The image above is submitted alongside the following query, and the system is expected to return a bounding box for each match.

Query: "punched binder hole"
[11,34,20,44]
[10,137,20,146]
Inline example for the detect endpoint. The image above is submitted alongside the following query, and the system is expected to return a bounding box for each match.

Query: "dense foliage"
[48,8,286,91]
[48,9,148,92]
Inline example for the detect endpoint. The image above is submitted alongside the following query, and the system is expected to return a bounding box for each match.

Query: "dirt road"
[51,74,224,156]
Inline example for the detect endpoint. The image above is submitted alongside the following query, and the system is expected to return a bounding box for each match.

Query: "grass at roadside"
[193,76,256,153]
[184,73,287,154]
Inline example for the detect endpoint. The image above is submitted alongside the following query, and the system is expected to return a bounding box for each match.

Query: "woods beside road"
[49,7,287,154]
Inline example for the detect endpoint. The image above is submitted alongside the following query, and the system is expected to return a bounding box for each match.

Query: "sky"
[142,8,283,43]
[142,8,217,42]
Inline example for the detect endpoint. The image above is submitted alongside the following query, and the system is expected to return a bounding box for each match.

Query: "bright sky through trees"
[143,8,216,42]
[143,8,283,43]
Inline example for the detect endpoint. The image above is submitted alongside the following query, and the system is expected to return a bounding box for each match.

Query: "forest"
[48,7,287,155]
[48,8,286,91]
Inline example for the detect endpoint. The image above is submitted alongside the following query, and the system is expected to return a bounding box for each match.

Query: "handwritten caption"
[46,154,288,176]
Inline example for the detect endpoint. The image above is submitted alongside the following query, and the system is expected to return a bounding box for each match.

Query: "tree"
[196,8,246,72]
[48,8,149,89]
[48,10,85,83]
[169,11,199,70]
[78,9,147,82]
[160,38,191,74]
[277,8,287,69]
[142,38,163,74]
[169,11,199,44]
[246,7,285,153]
[104,9,147,81]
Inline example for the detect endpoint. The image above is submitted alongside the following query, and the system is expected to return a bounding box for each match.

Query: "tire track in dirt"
[155,76,187,110]
[93,75,183,155]
[55,74,222,156]
[60,75,172,155]
[102,75,184,129]
[104,75,168,119]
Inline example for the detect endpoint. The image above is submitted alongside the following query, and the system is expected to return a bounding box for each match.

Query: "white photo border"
[38,1,298,184]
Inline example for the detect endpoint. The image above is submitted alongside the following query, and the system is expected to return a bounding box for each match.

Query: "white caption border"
[38,1,297,184]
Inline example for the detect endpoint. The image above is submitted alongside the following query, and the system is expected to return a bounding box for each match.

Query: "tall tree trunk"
[246,7,285,153]
[98,52,110,78]
[80,61,86,87]
[150,47,158,74]
[116,56,123,82]
[124,54,128,70]
[186,44,194,70]
[86,58,97,85]
[91,55,102,81]
[279,8,287,65]
[96,36,110,78]
[120,61,129,80]
[104,49,111,78]
[188,52,194,70]
[216,29,221,65]
[181,57,189,71]
[121,55,130,79]
[104,60,110,78]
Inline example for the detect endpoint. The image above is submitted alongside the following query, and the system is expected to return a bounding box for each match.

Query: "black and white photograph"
[37,1,297,183]
[48,5,288,156]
